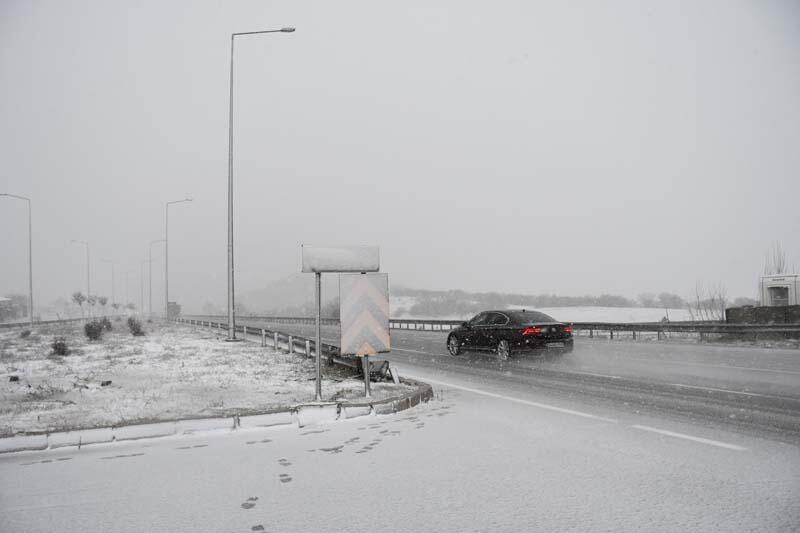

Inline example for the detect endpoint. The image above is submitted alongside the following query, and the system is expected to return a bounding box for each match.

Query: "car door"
[483,312,510,348]
[472,312,500,350]
[462,312,489,349]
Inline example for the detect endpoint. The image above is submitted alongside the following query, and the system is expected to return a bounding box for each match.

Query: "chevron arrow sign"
[339,273,390,356]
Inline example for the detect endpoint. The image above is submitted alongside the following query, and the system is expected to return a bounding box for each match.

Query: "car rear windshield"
[508,311,557,324]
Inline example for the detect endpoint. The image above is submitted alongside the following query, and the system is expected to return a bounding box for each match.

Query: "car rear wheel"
[496,340,510,361]
[447,335,461,356]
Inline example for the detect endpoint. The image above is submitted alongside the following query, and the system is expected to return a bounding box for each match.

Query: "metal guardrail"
[0,317,88,330]
[182,314,800,341]
[174,317,362,369]
[572,321,800,340]
[184,314,464,331]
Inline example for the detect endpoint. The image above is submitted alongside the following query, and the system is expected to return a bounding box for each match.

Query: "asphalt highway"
[229,318,800,443]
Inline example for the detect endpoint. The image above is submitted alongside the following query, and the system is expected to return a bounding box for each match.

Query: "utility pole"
[165,199,192,319]
[71,240,91,317]
[0,194,33,326]
[226,26,295,339]
[149,239,165,318]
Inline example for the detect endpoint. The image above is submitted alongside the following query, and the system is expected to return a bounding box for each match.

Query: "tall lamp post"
[140,259,148,315]
[71,239,91,317]
[165,199,192,319]
[0,193,33,326]
[100,259,115,308]
[149,239,165,318]
[227,26,295,340]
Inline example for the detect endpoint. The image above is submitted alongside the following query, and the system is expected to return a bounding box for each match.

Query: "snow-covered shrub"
[127,317,145,336]
[84,320,104,341]
[51,337,68,355]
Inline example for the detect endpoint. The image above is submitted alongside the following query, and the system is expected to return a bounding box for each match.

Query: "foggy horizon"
[2,1,799,314]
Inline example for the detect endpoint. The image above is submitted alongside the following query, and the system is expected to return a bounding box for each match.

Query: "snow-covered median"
[0,320,411,437]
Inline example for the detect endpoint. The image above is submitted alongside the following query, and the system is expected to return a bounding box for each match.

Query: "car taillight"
[563,325,573,334]
[523,327,542,336]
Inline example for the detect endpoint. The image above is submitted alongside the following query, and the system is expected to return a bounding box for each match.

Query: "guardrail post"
[305,339,311,357]
[261,329,266,347]
[363,355,371,398]
[243,325,247,338]
[274,332,279,349]
[632,331,637,341]
[610,330,614,340]
[288,335,293,354]
[589,329,593,338]
[699,331,705,342]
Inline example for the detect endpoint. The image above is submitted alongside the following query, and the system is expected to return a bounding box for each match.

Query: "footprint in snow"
[241,496,258,510]
[301,429,329,436]
[319,445,344,454]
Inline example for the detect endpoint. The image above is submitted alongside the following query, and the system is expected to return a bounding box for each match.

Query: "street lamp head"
[280,27,295,32]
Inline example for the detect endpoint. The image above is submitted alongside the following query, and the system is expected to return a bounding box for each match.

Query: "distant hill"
[391,286,642,318]
[234,280,686,320]
[237,274,339,315]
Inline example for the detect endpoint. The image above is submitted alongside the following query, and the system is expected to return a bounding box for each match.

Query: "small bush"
[127,317,145,336]
[52,337,68,355]
[20,330,31,338]
[84,320,104,340]
[101,317,113,331]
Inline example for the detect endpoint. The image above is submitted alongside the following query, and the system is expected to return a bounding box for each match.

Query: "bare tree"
[764,241,788,275]
[86,295,97,318]
[72,291,86,318]
[687,282,727,322]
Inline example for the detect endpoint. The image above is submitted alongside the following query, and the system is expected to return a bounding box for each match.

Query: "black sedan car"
[446,310,573,360]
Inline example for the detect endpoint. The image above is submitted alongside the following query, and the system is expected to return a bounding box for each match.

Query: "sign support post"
[315,272,322,401]
[302,244,386,401]
[363,355,371,398]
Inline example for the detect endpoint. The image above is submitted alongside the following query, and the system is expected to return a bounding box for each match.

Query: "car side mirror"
[461,322,470,328]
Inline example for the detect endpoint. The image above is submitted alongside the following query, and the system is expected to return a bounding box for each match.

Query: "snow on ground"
[394,302,692,323]
[0,321,411,437]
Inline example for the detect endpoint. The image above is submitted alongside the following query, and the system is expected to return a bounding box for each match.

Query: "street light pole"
[0,194,33,326]
[165,199,192,319]
[100,259,115,308]
[149,239,165,319]
[71,239,91,317]
[141,259,147,315]
[227,26,295,340]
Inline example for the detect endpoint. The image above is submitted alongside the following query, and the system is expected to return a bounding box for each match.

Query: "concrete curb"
[0,379,433,455]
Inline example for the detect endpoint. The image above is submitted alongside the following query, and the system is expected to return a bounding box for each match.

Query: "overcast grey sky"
[1,0,799,312]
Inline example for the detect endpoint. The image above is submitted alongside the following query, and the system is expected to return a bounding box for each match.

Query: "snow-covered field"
[0,321,410,437]
[390,295,692,323]
[512,306,693,323]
